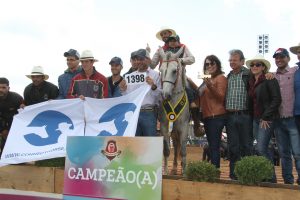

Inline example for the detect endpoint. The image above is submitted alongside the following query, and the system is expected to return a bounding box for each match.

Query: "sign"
[63,136,163,200]
[0,86,150,165]
[124,72,147,85]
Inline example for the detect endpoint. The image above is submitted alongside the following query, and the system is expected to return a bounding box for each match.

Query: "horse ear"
[174,46,184,58]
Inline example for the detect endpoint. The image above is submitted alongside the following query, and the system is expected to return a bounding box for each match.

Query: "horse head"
[159,46,185,100]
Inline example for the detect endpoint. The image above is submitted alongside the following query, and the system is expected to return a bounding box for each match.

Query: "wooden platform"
[167,146,299,185]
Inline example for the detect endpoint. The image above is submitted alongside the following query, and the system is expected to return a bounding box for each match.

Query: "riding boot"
[190,107,202,137]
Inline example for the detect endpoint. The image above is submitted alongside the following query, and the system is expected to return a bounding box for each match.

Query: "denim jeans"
[203,115,227,168]
[135,110,157,137]
[295,115,300,135]
[253,118,277,182]
[226,113,253,179]
[274,117,300,184]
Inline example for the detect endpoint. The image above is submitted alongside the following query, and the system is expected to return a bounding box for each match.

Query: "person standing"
[0,78,24,155]
[57,49,81,99]
[120,49,161,136]
[68,50,108,99]
[246,55,281,183]
[107,57,123,98]
[198,55,227,168]
[290,43,300,133]
[273,48,300,185]
[24,66,59,106]
[225,49,253,180]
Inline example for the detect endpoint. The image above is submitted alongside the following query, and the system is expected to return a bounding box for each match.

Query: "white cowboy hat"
[245,55,271,73]
[79,50,98,62]
[290,42,300,55]
[26,66,49,80]
[156,26,176,41]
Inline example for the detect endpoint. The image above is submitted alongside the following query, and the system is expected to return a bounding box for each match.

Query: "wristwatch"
[151,84,157,90]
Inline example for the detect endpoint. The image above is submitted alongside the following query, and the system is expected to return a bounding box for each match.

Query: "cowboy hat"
[156,26,176,41]
[246,55,271,73]
[80,50,98,62]
[290,42,300,55]
[26,66,49,80]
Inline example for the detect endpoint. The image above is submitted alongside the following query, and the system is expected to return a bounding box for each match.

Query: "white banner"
[84,85,150,136]
[0,99,85,164]
[0,85,150,165]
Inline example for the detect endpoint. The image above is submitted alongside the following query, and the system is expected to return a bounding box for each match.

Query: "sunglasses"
[250,63,263,68]
[204,62,215,67]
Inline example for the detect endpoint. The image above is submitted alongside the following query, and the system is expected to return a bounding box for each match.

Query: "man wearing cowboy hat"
[24,66,59,106]
[273,47,300,185]
[291,43,300,150]
[68,50,108,99]
[57,49,82,99]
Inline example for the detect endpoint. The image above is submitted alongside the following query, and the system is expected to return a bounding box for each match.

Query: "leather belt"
[228,110,249,115]
[204,113,227,120]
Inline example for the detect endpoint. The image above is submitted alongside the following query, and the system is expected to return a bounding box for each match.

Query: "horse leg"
[171,131,179,175]
[161,122,170,175]
[163,137,170,175]
[180,125,188,174]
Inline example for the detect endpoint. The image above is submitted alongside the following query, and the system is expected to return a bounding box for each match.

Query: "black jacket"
[249,78,281,121]
[24,81,59,106]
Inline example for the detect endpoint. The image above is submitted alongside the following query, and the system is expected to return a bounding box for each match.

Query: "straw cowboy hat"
[79,50,98,62]
[26,66,49,80]
[290,42,300,55]
[246,54,271,73]
[156,26,176,41]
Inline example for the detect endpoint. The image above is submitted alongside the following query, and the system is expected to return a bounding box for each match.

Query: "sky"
[0,0,299,95]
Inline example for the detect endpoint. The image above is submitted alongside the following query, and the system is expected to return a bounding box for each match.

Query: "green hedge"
[234,156,273,185]
[185,161,220,182]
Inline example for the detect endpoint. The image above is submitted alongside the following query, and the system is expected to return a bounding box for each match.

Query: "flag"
[0,99,84,164]
[84,85,150,136]
[0,85,150,165]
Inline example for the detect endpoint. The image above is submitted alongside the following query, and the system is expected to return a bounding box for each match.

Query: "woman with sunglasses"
[246,55,281,183]
[198,55,227,168]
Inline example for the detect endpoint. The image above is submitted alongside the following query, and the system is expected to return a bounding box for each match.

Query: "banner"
[0,99,84,164]
[63,136,163,200]
[84,85,150,137]
[0,85,150,165]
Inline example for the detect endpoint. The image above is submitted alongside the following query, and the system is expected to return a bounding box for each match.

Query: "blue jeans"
[274,117,300,184]
[226,113,253,179]
[253,118,277,182]
[253,118,275,160]
[203,115,226,168]
[135,110,157,137]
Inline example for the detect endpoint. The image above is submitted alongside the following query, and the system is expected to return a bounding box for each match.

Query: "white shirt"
[122,67,162,107]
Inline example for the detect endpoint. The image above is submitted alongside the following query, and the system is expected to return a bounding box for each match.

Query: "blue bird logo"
[98,103,136,136]
[24,110,74,146]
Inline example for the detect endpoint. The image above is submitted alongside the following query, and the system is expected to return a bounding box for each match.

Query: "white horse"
[159,46,190,175]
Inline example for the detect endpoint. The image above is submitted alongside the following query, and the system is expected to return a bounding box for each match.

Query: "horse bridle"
[161,59,179,86]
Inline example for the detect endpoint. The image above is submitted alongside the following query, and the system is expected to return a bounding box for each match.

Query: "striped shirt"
[275,66,298,117]
[226,67,248,110]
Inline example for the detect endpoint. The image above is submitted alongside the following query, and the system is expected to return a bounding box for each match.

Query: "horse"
[158,46,190,175]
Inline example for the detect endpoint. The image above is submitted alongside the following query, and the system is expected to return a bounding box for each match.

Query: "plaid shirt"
[226,67,248,110]
[275,66,297,117]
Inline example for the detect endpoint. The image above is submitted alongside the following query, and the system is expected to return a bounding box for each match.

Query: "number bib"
[125,72,147,85]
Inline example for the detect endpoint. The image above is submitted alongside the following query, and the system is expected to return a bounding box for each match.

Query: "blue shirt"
[57,67,82,99]
[294,63,300,115]
[107,76,123,98]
